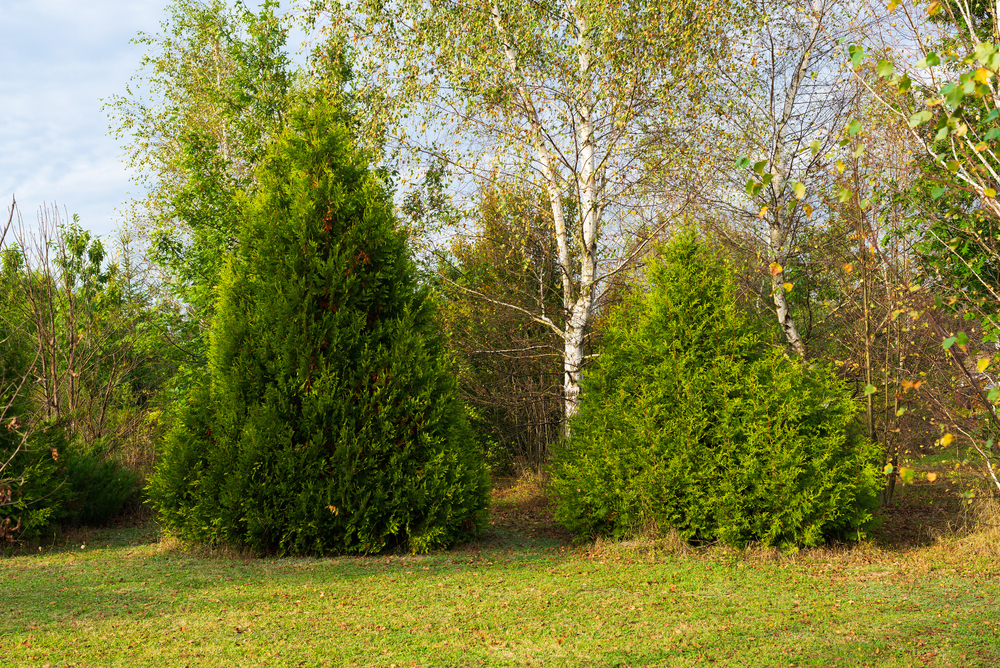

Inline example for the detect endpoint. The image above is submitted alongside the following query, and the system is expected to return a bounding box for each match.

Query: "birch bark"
[763,0,823,357]
[314,0,726,422]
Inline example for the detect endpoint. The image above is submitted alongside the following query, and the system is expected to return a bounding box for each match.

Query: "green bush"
[0,424,67,542]
[549,231,881,548]
[1,248,62,542]
[61,445,141,526]
[0,429,139,542]
[2,244,142,543]
[148,96,489,556]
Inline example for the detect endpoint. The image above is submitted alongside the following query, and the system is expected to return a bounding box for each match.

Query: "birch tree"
[692,0,858,356]
[848,0,1000,493]
[308,0,728,421]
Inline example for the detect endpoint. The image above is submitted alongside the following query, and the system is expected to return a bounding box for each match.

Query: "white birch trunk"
[491,0,600,426]
[765,1,821,358]
[564,4,599,422]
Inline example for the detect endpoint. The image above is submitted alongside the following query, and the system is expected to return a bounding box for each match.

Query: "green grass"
[2,479,1000,667]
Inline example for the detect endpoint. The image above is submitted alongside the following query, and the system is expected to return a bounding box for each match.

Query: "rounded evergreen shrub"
[549,230,881,548]
[148,97,489,556]
[61,447,140,526]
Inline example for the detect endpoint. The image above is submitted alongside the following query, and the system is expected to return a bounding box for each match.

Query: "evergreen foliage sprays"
[550,230,880,548]
[149,98,489,555]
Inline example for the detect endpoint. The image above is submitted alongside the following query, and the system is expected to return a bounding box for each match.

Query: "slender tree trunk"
[768,226,806,357]
[563,4,599,424]
[765,0,822,358]
[491,0,600,427]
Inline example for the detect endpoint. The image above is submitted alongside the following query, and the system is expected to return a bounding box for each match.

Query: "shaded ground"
[872,478,968,548]
[485,468,991,555]
[484,476,572,547]
[26,462,992,559]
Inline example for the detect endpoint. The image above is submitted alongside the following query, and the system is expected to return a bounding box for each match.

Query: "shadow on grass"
[2,476,579,637]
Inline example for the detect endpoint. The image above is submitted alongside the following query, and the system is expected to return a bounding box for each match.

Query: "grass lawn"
[2,477,999,667]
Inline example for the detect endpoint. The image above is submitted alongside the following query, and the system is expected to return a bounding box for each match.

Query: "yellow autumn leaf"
[769,262,783,276]
[974,67,993,84]
[978,357,991,373]
[926,472,938,482]
[836,159,846,174]
[758,205,769,218]
[783,282,793,292]
[794,182,806,200]
[941,432,954,447]
[803,203,814,219]
[843,263,853,273]
[985,188,997,198]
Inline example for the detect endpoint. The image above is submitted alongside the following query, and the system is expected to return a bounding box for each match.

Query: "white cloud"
[0,1,173,239]
[1,1,310,242]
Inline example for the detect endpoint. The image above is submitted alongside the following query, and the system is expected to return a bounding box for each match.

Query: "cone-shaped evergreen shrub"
[550,230,880,548]
[148,98,489,555]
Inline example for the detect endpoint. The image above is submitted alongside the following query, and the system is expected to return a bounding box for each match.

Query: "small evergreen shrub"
[61,446,140,526]
[148,96,489,556]
[0,431,140,541]
[549,231,880,548]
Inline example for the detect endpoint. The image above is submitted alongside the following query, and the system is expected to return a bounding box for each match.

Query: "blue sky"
[1,0,308,242]
[1,1,174,239]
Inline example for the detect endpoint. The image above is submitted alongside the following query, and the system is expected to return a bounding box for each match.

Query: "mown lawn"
[2,478,999,667]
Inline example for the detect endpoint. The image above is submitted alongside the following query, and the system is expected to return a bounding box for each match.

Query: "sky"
[1,1,176,240]
[0,0,308,243]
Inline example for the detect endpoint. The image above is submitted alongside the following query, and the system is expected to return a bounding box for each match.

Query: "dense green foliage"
[148,97,489,556]
[1,226,152,543]
[106,0,293,348]
[550,231,881,548]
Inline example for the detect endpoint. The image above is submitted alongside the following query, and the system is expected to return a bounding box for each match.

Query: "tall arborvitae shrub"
[148,97,489,555]
[550,230,880,548]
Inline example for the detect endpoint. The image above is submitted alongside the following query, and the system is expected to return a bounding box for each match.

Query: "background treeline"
[0,208,181,541]
[4,0,1000,549]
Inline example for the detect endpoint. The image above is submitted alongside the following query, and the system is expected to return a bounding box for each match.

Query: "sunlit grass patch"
[4,473,1000,667]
